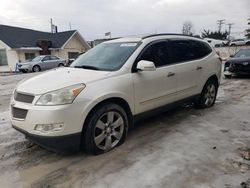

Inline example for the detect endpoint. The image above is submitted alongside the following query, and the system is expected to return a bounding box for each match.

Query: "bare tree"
[182,21,194,36]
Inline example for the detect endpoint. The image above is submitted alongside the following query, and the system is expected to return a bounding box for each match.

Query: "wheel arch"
[80,97,134,146]
[32,64,41,71]
[207,74,219,86]
[80,97,133,149]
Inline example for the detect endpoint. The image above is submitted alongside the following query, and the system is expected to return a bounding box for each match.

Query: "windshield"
[234,49,250,58]
[31,56,43,62]
[71,42,140,71]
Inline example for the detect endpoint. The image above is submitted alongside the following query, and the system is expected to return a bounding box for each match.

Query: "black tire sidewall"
[83,103,128,155]
[196,79,218,109]
[33,65,40,72]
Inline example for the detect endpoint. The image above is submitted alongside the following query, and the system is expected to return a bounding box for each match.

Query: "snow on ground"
[0,72,250,188]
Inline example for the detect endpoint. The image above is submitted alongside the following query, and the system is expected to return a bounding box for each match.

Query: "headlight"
[36,84,85,106]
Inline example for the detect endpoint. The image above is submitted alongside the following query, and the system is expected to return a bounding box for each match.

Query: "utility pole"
[217,19,225,33]
[227,23,234,38]
[50,18,53,33]
[69,22,72,30]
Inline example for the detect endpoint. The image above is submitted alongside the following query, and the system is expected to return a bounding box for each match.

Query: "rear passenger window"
[139,41,170,67]
[190,40,212,59]
[170,39,212,63]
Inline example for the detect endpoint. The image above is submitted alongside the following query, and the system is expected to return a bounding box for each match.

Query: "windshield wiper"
[74,65,100,70]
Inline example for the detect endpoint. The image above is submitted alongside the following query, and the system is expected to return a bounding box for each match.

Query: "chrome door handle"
[167,72,175,77]
[196,66,202,70]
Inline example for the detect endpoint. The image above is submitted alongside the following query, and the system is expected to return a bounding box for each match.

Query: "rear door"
[169,39,203,100]
[50,56,60,68]
[132,40,177,114]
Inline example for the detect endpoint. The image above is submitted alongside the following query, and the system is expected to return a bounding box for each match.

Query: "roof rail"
[141,33,200,39]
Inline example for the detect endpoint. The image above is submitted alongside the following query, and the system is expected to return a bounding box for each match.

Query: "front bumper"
[13,125,81,153]
[224,64,250,75]
[10,94,88,153]
[18,65,32,72]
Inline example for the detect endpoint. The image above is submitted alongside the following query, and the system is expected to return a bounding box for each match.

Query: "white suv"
[11,34,221,155]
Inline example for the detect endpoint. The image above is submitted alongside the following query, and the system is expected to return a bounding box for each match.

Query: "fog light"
[34,123,64,133]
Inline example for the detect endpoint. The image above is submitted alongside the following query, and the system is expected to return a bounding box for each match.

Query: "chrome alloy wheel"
[94,111,124,151]
[204,84,216,107]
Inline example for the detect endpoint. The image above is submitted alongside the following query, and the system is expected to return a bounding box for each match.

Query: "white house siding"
[51,34,87,61]
[16,50,40,63]
[0,40,19,72]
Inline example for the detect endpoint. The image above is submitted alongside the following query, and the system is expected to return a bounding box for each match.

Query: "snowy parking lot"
[0,72,250,188]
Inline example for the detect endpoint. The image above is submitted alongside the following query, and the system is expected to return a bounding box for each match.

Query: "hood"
[17,67,112,95]
[227,57,250,63]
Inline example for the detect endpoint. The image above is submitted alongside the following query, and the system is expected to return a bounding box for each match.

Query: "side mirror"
[136,60,156,71]
[229,55,234,58]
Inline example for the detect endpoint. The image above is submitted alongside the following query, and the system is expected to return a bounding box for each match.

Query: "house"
[0,25,90,72]
[88,38,119,48]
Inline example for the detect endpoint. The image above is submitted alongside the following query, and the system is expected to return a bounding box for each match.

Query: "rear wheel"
[32,65,41,72]
[83,103,128,155]
[195,79,218,109]
[58,63,64,67]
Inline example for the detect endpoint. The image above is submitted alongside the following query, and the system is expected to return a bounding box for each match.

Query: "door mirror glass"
[136,60,156,71]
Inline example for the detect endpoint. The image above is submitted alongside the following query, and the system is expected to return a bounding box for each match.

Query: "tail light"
[215,51,223,63]
[218,57,223,63]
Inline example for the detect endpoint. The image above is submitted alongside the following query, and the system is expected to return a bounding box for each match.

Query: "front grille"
[12,107,28,120]
[14,92,34,103]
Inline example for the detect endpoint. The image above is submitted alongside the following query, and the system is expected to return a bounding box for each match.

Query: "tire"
[20,70,27,73]
[224,74,232,79]
[82,103,128,155]
[32,65,41,72]
[246,42,250,46]
[195,79,218,109]
[58,63,64,67]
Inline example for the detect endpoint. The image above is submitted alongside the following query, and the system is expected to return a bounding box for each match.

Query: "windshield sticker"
[120,43,137,47]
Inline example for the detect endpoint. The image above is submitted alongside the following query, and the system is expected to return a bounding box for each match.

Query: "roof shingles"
[0,25,76,48]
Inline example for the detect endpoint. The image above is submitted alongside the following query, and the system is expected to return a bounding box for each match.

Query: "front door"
[41,55,51,70]
[132,40,177,114]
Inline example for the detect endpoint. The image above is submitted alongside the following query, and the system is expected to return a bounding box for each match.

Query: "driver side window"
[42,56,50,61]
[139,41,170,67]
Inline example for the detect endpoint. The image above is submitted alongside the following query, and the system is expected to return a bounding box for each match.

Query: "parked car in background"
[229,39,247,46]
[204,38,228,47]
[224,48,250,78]
[11,34,221,155]
[18,55,66,73]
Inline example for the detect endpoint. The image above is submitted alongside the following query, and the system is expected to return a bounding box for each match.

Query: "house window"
[0,49,7,66]
[68,52,79,60]
[25,53,35,61]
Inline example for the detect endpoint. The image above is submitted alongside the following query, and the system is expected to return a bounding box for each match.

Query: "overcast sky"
[0,0,249,40]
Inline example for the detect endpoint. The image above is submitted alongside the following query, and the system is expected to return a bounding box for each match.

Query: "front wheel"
[195,79,218,109]
[32,65,41,72]
[83,103,128,155]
